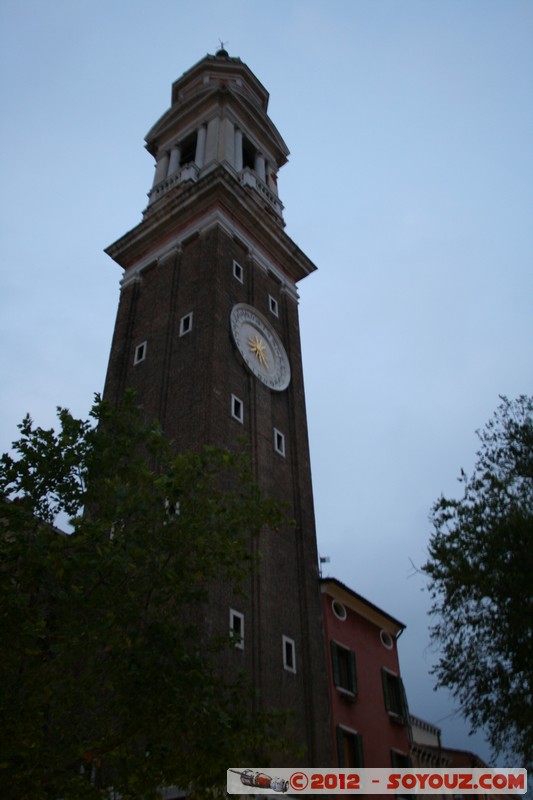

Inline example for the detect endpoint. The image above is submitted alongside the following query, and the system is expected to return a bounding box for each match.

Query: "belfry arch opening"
[179,131,197,166]
[242,136,256,171]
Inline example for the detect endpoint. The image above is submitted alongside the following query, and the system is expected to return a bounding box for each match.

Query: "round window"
[380,630,394,649]
[331,599,347,621]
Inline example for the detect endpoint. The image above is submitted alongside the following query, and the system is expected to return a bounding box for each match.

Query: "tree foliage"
[0,392,285,799]
[424,396,533,768]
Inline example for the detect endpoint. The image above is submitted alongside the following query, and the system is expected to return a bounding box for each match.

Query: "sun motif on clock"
[230,303,291,391]
[248,335,269,367]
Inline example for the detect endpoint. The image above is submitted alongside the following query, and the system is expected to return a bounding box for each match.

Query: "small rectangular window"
[230,609,244,650]
[273,428,286,457]
[134,341,147,364]
[179,312,193,336]
[164,498,181,519]
[336,726,364,768]
[382,668,408,724]
[331,641,357,695]
[233,260,243,283]
[283,635,296,673]
[269,295,279,317]
[231,394,244,423]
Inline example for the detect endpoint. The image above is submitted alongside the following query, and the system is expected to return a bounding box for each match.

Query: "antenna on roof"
[319,555,330,577]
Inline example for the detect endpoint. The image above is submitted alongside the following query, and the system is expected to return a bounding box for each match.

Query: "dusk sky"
[1,0,532,766]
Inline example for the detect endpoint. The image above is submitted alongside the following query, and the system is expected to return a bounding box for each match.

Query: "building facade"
[321,577,412,771]
[410,715,450,770]
[103,49,332,766]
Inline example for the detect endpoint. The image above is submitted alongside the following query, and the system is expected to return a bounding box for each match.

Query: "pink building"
[321,578,412,769]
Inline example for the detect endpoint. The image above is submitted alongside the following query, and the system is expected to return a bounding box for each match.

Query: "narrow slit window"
[231,394,244,423]
[269,295,279,317]
[230,609,244,650]
[283,635,296,673]
[179,312,193,336]
[274,428,286,457]
[134,341,147,364]
[233,260,244,283]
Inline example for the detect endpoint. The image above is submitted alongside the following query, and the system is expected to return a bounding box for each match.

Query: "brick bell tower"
[103,48,332,766]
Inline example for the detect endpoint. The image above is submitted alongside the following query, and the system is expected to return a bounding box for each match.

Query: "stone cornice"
[170,52,270,112]
[321,577,406,635]
[105,164,316,292]
[117,209,299,302]
[145,81,288,168]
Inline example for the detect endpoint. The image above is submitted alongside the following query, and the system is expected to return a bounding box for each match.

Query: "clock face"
[230,303,291,391]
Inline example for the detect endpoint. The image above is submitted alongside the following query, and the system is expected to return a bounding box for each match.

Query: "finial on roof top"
[216,39,229,58]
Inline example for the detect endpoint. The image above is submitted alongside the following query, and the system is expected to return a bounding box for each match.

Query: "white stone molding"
[153,151,170,186]
[120,208,300,301]
[205,117,219,164]
[168,145,181,176]
[194,125,206,167]
[234,128,243,171]
[254,152,266,182]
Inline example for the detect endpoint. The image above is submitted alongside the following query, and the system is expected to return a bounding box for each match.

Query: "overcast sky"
[1,0,531,767]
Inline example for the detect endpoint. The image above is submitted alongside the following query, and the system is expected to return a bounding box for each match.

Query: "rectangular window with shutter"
[336,726,364,768]
[331,641,357,696]
[382,668,409,724]
[391,749,411,767]
[391,750,412,799]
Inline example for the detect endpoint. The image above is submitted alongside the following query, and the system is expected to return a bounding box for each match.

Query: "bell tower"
[104,49,332,765]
